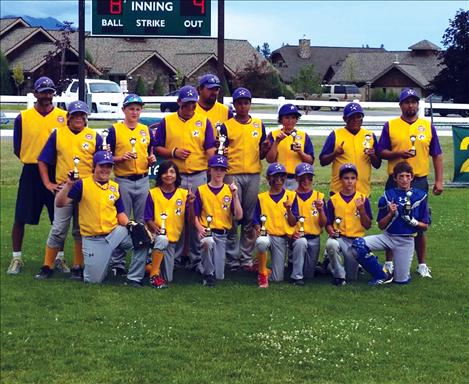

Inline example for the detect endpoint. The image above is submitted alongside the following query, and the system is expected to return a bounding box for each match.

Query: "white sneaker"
[6,257,23,275]
[384,261,394,275]
[416,263,432,278]
[54,258,71,273]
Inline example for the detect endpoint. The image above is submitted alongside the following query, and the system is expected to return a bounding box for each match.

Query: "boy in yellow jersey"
[253,163,297,288]
[55,151,145,284]
[325,164,373,285]
[155,86,216,273]
[35,101,102,280]
[8,77,68,275]
[290,163,327,285]
[220,87,271,271]
[319,102,381,197]
[106,94,156,275]
[194,155,243,287]
[266,104,314,190]
[127,160,194,288]
[195,73,233,136]
[378,89,443,278]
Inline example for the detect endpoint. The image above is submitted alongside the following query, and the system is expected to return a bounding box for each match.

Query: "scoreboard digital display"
[92,0,211,37]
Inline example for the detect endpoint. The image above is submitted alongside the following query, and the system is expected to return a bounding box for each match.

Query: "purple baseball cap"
[232,87,252,101]
[93,151,114,166]
[178,86,198,103]
[278,104,301,118]
[67,100,89,115]
[266,162,287,176]
[343,102,364,119]
[295,162,315,176]
[123,93,144,107]
[34,76,56,93]
[399,88,420,103]
[199,74,221,89]
[208,154,228,169]
[339,163,358,177]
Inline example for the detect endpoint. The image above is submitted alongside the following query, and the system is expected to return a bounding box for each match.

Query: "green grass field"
[1,137,468,384]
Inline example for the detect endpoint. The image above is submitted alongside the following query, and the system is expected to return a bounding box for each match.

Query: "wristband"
[171,147,178,159]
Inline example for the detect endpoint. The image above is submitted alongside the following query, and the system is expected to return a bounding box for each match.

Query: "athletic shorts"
[14,164,55,225]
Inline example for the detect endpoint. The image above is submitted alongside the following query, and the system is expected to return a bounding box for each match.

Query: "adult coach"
[107,94,156,275]
[155,85,216,272]
[378,88,443,278]
[7,77,67,275]
[319,102,381,196]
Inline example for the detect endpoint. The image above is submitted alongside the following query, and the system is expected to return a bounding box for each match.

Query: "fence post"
[27,93,34,109]
[277,96,285,112]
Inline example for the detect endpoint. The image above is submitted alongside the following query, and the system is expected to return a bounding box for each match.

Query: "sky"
[1,0,467,51]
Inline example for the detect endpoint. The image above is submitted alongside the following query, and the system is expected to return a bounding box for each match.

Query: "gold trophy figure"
[159,212,168,235]
[72,156,80,180]
[290,131,301,151]
[260,215,267,236]
[298,216,305,237]
[217,134,226,156]
[206,215,213,237]
[333,217,342,237]
[129,137,137,158]
[409,135,417,156]
[363,134,372,154]
[102,129,110,151]
[404,191,412,216]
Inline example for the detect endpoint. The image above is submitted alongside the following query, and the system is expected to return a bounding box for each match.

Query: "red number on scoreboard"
[110,0,122,15]
[193,0,205,14]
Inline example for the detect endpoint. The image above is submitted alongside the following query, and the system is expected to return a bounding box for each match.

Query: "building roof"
[0,17,29,37]
[8,42,60,71]
[408,39,441,51]
[1,27,54,55]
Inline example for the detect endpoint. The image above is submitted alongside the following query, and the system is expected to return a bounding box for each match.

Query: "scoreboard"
[92,0,211,37]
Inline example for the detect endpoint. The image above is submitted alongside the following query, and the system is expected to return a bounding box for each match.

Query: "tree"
[260,42,271,59]
[152,76,165,95]
[44,21,75,84]
[291,64,322,97]
[12,65,24,95]
[430,9,469,102]
[0,51,12,95]
[135,76,147,96]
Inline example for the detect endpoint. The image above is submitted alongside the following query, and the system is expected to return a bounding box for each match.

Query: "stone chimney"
[298,38,311,59]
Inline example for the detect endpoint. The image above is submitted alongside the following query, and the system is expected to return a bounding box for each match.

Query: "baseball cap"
[266,162,287,176]
[123,93,144,107]
[199,74,221,89]
[295,162,315,176]
[34,76,56,93]
[339,163,358,177]
[399,88,420,103]
[232,87,252,101]
[178,86,198,103]
[208,154,228,169]
[343,102,364,119]
[93,151,114,166]
[278,104,301,118]
[67,100,89,115]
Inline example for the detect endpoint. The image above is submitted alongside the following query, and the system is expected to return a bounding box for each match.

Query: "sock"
[257,251,268,276]
[44,246,59,268]
[12,251,22,259]
[56,251,65,260]
[150,250,164,277]
[73,241,84,267]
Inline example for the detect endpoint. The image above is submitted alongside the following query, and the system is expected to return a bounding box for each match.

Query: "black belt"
[118,173,148,181]
[212,229,228,235]
[286,174,296,179]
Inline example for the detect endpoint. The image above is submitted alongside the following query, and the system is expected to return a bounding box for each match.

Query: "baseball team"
[6,74,443,288]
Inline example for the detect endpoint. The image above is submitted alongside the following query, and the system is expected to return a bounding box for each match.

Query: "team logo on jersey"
[109,194,116,201]
[82,142,90,150]
[418,134,426,141]
[176,199,183,206]
[85,134,93,140]
[57,116,65,123]
[195,120,203,127]
[252,130,259,137]
[192,130,200,137]
[175,207,182,215]
[109,185,117,192]
[253,122,259,128]
[418,126,425,132]
[140,130,146,136]
[141,137,147,144]
[355,209,361,217]
[312,209,318,216]
[295,134,302,140]
[222,195,231,210]
[398,196,407,204]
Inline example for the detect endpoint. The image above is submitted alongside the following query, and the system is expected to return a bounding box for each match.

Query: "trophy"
[159,212,168,235]
[298,216,305,237]
[72,156,80,180]
[333,217,342,237]
[363,134,372,155]
[129,137,137,158]
[102,129,110,151]
[290,131,301,151]
[409,135,416,156]
[205,215,213,237]
[217,135,226,156]
[260,215,267,236]
[404,191,412,216]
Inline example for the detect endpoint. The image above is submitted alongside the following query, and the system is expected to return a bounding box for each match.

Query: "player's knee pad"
[154,235,169,251]
[351,238,370,263]
[256,236,270,252]
[325,238,340,255]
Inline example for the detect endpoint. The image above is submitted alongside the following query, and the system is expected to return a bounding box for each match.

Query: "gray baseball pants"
[110,175,149,269]
[256,235,289,282]
[46,197,80,249]
[224,173,260,268]
[201,232,227,280]
[291,236,321,280]
[326,236,359,281]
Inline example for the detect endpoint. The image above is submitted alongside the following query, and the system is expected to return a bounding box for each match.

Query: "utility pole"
[78,0,85,101]
[217,0,225,102]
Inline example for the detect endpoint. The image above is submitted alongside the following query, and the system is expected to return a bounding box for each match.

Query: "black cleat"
[34,265,53,280]
[70,266,84,281]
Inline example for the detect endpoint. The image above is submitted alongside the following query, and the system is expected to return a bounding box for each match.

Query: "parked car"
[160,90,180,112]
[295,84,361,111]
[59,79,124,113]
[424,94,469,117]
[0,111,9,125]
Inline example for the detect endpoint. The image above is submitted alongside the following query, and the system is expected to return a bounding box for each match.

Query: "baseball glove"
[127,221,155,249]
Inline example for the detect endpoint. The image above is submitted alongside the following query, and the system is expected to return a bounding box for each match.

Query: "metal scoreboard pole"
[217,0,225,102]
[78,0,85,102]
